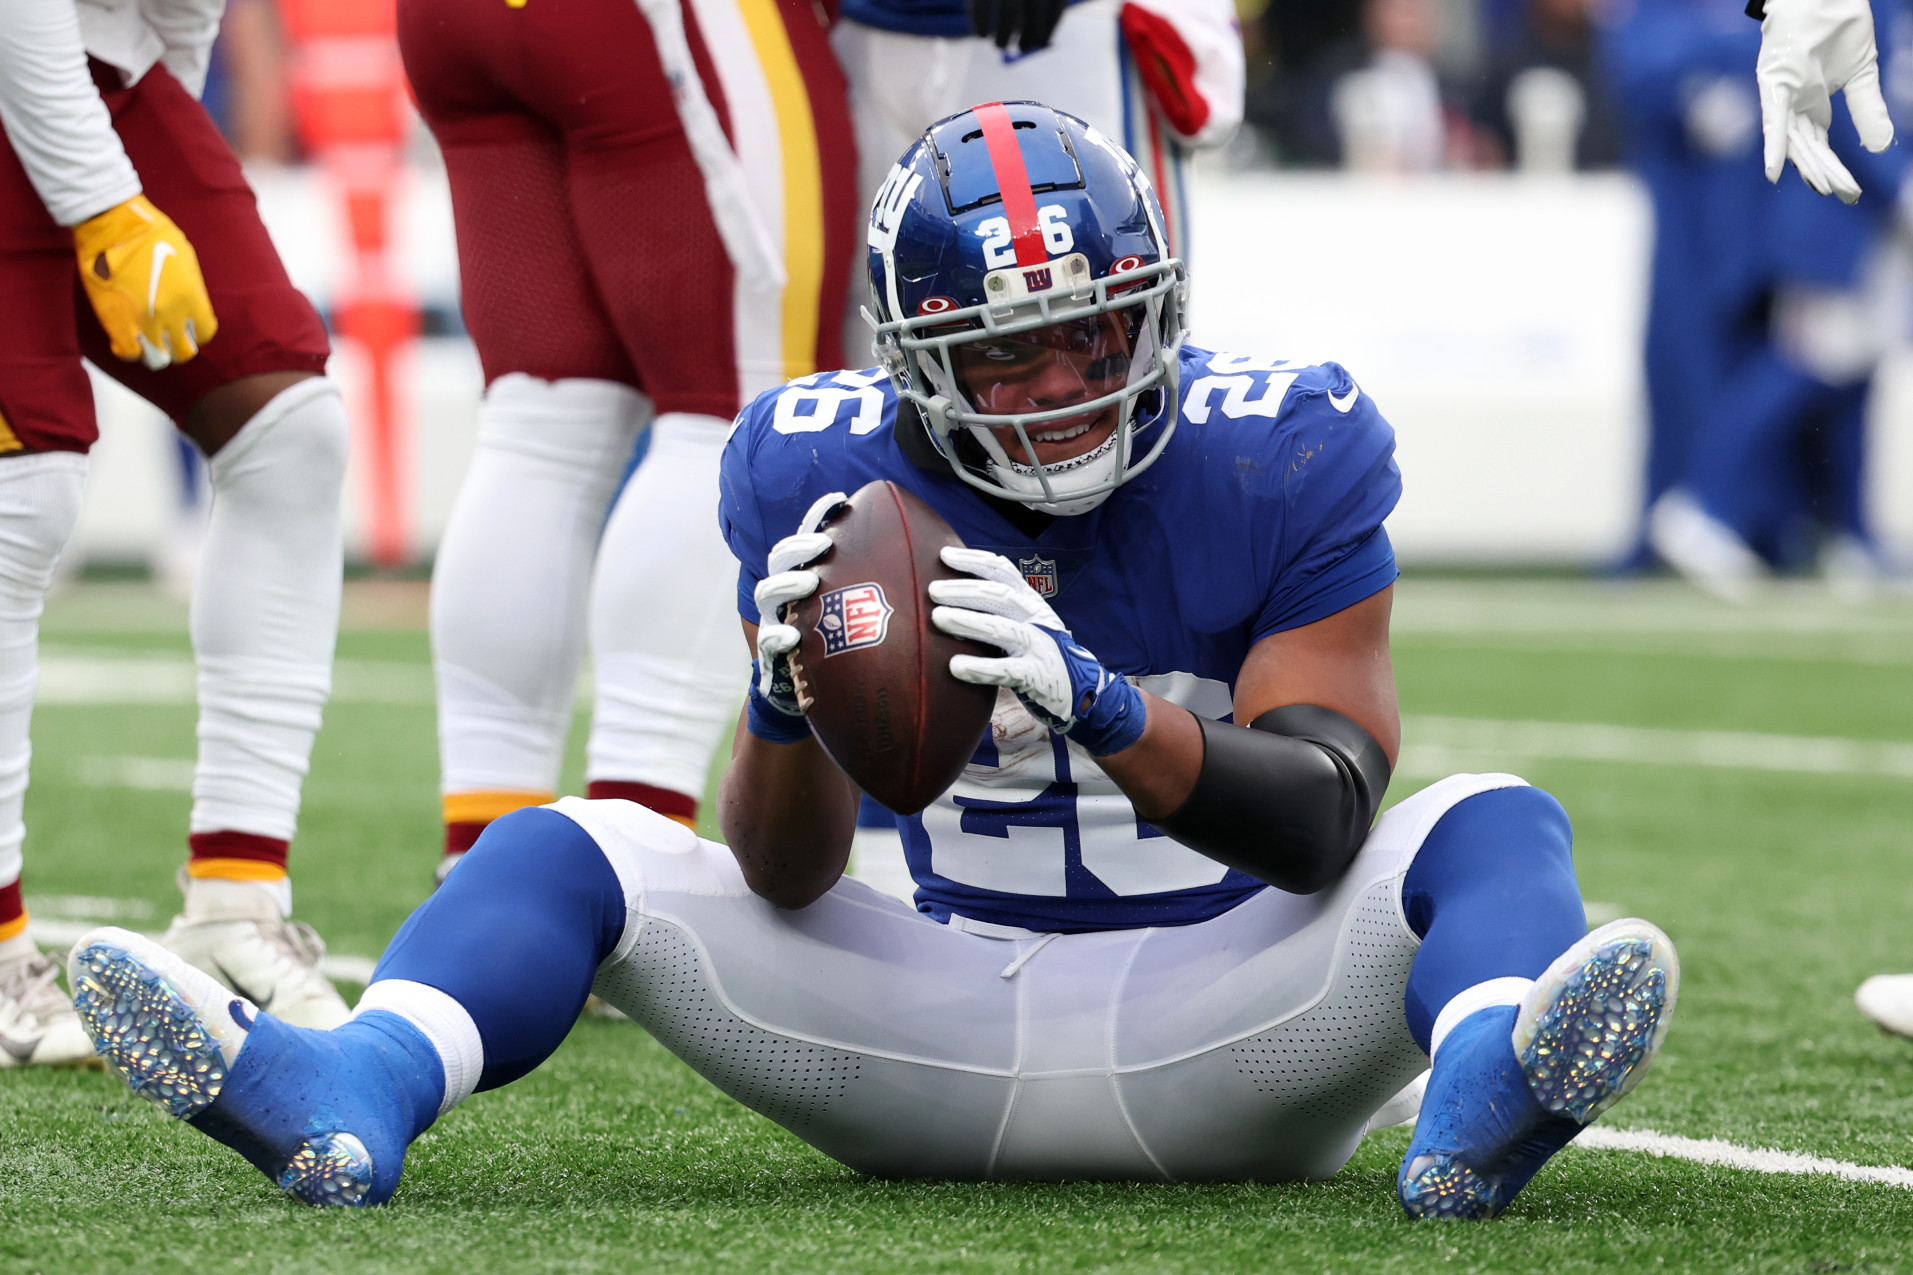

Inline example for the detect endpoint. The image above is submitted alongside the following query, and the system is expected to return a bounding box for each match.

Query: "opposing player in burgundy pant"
[397,0,859,869]
[0,0,353,1061]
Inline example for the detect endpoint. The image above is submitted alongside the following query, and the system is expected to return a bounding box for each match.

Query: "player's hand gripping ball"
[73,194,219,369]
[752,490,844,727]
[759,481,998,814]
[930,548,1147,757]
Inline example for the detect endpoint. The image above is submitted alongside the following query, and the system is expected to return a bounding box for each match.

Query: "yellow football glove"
[73,194,219,370]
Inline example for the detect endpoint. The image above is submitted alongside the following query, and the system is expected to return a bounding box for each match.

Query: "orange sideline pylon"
[277,0,417,568]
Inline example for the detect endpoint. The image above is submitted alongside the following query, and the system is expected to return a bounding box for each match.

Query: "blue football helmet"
[866,101,1187,516]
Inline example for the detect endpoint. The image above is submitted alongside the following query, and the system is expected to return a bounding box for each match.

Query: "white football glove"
[1757,0,1894,203]
[751,491,847,716]
[929,546,1147,755]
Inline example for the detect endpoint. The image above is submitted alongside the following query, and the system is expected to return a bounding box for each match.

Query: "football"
[786,480,997,815]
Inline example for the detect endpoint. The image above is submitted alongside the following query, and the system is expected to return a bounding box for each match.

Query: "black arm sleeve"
[1152,704,1392,895]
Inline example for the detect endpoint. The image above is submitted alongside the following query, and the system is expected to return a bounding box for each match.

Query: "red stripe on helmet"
[972,102,1048,268]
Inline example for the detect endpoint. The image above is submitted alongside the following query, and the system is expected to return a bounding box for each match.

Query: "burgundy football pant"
[397,0,860,416]
[0,61,331,453]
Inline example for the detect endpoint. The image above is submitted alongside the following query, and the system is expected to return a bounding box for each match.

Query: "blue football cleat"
[1399,918,1680,1220]
[68,927,443,1208]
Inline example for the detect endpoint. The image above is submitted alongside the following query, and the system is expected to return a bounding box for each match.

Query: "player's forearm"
[1091,691,1203,821]
[1153,705,1392,894]
[718,726,860,909]
[0,0,141,225]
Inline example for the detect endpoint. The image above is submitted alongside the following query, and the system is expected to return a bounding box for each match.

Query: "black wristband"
[1746,0,1766,20]
[1153,705,1392,895]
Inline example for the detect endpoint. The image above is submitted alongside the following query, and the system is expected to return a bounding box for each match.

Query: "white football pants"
[521,774,1522,1181]
[0,453,86,897]
[189,377,347,842]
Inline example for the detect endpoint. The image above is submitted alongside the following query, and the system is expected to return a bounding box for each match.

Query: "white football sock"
[354,978,485,1115]
[1429,976,1536,1061]
[587,413,750,801]
[189,377,346,843]
[433,376,646,799]
[0,453,86,904]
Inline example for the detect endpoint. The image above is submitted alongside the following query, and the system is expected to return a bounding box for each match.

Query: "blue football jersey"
[720,344,1402,933]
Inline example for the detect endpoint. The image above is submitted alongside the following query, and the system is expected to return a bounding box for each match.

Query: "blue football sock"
[371,806,627,1089]
[1400,786,1587,1052]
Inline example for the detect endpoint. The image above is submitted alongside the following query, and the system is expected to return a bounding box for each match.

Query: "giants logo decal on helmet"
[865,102,1189,516]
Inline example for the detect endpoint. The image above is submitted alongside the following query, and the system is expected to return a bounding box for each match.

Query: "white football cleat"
[0,933,100,1068]
[1648,489,1765,603]
[1856,974,1913,1038]
[160,873,351,1030]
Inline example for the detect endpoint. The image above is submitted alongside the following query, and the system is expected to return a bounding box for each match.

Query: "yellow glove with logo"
[73,195,219,370]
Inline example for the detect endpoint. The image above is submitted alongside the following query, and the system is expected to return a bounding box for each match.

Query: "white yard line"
[1392,580,1913,637]
[1401,716,1913,781]
[75,756,197,791]
[33,653,436,706]
[1576,1126,1913,1190]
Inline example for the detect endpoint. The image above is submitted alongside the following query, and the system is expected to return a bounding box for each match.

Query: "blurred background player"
[397,0,858,875]
[1603,0,1908,599]
[0,0,352,1062]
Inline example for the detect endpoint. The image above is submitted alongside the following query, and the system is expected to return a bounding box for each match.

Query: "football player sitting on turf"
[67,103,1679,1221]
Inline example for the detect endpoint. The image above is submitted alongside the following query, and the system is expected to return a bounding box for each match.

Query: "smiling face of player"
[951,308,1141,468]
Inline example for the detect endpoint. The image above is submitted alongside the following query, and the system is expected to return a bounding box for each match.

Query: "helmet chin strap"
[921,390,1133,517]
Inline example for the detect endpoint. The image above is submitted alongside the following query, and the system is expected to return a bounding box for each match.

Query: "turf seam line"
[1577,1126,1913,1189]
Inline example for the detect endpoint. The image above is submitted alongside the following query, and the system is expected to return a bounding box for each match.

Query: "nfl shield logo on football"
[818,582,894,656]
[1018,554,1059,598]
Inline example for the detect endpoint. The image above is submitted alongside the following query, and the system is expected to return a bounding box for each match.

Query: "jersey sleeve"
[1250,363,1401,640]
[138,0,225,99]
[718,405,774,625]
[0,0,142,225]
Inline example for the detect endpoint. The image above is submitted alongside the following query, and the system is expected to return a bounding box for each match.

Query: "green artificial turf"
[4,578,1913,1273]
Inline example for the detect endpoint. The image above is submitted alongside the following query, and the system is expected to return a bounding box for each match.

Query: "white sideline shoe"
[160,873,351,1030]
[0,933,99,1068]
[1648,489,1765,603]
[1856,973,1913,1038]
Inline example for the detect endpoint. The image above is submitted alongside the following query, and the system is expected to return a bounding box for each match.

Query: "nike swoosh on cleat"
[229,999,254,1031]
[210,959,274,1014]
[147,241,176,317]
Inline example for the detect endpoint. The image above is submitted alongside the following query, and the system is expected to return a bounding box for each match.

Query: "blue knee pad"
[372,807,627,1089]
[1401,786,1586,1053]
